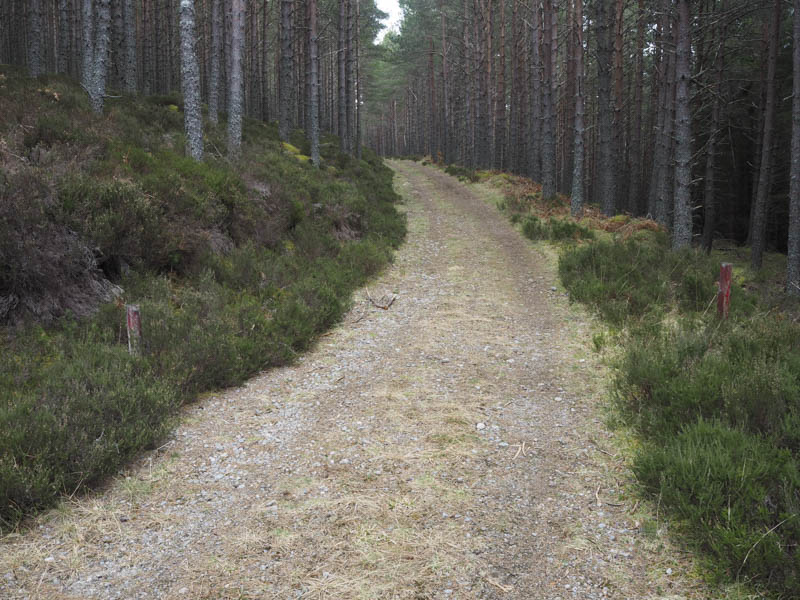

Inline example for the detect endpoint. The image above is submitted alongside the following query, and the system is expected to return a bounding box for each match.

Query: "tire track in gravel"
[1,161,702,600]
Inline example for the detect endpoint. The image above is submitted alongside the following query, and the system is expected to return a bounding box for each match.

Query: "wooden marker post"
[717,263,732,318]
[126,304,142,355]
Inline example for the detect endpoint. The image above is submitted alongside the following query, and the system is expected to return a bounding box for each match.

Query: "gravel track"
[1,161,701,599]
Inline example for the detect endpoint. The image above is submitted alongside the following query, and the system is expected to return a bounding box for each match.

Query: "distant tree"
[540,0,556,199]
[279,0,293,141]
[209,0,222,124]
[27,0,44,77]
[88,0,111,114]
[751,0,781,269]
[789,0,800,296]
[123,0,136,92]
[180,0,203,160]
[570,0,585,217]
[81,0,94,91]
[594,0,615,215]
[228,0,244,158]
[308,0,321,166]
[672,0,692,249]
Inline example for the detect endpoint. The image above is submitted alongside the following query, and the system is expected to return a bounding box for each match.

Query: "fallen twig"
[484,576,512,593]
[512,441,528,459]
[366,287,396,310]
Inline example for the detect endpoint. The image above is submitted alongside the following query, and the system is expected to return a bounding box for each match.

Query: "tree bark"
[209,0,221,123]
[751,0,781,269]
[308,0,320,166]
[702,3,726,253]
[789,0,800,295]
[338,0,347,151]
[123,0,136,92]
[541,0,556,198]
[279,0,293,141]
[494,0,505,170]
[440,0,451,164]
[180,0,203,160]
[594,0,615,215]
[672,0,692,249]
[627,0,645,215]
[57,0,70,74]
[89,0,111,114]
[227,0,244,158]
[27,0,44,77]
[528,1,542,180]
[570,0,585,216]
[81,0,94,91]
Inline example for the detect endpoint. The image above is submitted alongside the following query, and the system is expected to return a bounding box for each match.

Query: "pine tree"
[180,0,203,160]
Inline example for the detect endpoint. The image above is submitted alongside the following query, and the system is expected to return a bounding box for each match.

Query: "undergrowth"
[484,166,800,597]
[0,70,405,529]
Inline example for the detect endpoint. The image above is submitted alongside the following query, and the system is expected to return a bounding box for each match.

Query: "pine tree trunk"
[672,0,692,249]
[788,0,800,295]
[279,0,293,141]
[494,0,505,170]
[337,0,347,151]
[570,0,585,216]
[702,6,726,253]
[751,0,781,269]
[594,0,615,215]
[308,0,320,166]
[27,0,44,77]
[227,0,244,158]
[208,0,221,123]
[355,0,362,159]
[612,0,625,209]
[440,0,450,164]
[81,0,94,90]
[541,0,556,198]
[528,1,542,180]
[89,0,111,113]
[627,0,645,215]
[122,0,136,92]
[180,0,203,160]
[57,0,71,74]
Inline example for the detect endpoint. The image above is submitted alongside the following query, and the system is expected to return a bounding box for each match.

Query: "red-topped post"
[717,263,732,318]
[126,304,142,355]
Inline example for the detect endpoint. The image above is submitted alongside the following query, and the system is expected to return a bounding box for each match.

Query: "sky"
[375,0,403,42]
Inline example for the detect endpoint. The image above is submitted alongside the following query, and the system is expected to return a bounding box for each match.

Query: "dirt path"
[1,161,701,600]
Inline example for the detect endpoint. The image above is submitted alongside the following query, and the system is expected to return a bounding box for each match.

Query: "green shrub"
[0,338,177,528]
[522,215,548,240]
[634,421,800,593]
[548,218,595,241]
[615,319,800,441]
[23,114,77,148]
[444,164,479,182]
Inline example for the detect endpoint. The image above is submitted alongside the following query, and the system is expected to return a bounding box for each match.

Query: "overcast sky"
[375,0,403,42]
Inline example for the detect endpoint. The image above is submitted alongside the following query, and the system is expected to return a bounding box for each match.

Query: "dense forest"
[3,0,799,292]
[0,0,388,161]
[364,0,800,294]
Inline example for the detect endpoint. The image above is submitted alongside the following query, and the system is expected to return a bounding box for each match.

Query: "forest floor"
[1,161,707,599]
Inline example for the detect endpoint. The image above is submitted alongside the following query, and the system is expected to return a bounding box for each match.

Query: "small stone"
[666,568,673,575]
[476,423,486,430]
[551,286,557,291]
